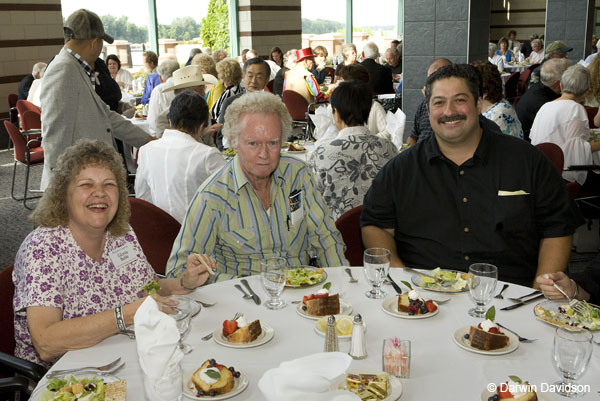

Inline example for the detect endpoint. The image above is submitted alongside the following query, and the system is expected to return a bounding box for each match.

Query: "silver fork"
[344,268,358,283]
[46,357,122,378]
[201,312,242,341]
[495,284,509,299]
[496,323,537,343]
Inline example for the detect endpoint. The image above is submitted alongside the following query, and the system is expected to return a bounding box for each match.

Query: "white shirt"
[526,49,544,64]
[135,129,227,222]
[27,79,42,107]
[488,54,505,72]
[530,99,592,185]
[115,69,134,89]
[147,78,174,137]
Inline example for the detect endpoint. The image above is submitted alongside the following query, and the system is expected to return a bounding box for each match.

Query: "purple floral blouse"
[13,225,156,366]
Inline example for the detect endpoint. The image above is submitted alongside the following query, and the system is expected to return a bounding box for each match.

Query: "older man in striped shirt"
[167,91,348,281]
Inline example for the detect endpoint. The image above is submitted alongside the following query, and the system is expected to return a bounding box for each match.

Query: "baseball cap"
[64,9,114,44]
[545,40,573,54]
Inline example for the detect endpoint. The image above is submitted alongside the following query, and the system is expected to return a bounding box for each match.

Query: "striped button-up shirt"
[166,155,348,280]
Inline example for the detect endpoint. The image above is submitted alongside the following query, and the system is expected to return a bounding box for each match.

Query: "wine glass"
[467,263,497,317]
[363,248,390,299]
[261,257,287,309]
[171,309,192,354]
[553,327,593,398]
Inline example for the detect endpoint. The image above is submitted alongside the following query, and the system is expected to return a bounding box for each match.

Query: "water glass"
[171,310,192,354]
[552,327,593,398]
[261,257,287,309]
[363,248,390,299]
[467,263,497,317]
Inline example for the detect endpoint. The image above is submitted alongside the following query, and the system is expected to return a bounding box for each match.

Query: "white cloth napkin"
[258,352,360,401]
[134,297,184,400]
[311,105,335,141]
[385,108,406,150]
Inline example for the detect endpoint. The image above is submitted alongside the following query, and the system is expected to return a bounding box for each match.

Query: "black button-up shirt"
[516,81,559,141]
[361,116,583,286]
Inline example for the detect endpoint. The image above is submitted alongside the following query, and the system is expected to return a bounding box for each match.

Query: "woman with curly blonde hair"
[192,53,222,112]
[212,58,244,120]
[585,54,600,107]
[14,140,215,367]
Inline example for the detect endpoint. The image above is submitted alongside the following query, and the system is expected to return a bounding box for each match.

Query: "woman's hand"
[535,272,576,300]
[180,253,217,290]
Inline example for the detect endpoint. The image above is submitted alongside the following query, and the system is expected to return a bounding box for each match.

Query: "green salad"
[285,267,325,286]
[41,375,106,401]
[419,267,468,291]
[536,300,600,331]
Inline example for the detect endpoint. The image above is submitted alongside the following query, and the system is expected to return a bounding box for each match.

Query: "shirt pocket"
[495,195,534,234]
[220,227,259,254]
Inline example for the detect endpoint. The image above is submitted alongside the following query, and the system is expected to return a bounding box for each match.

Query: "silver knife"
[403,267,435,278]
[500,293,545,310]
[240,279,261,305]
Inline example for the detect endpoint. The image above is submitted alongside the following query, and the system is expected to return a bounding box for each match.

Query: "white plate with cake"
[213,321,275,348]
[381,293,439,319]
[453,325,519,355]
[296,294,352,320]
[183,360,249,400]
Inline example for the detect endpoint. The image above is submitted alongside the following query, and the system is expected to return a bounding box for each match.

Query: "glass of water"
[467,263,497,317]
[363,248,390,299]
[170,307,192,354]
[552,327,593,398]
[261,257,287,309]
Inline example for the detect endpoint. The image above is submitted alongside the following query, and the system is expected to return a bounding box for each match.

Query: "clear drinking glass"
[552,327,593,398]
[172,310,192,354]
[467,263,497,317]
[363,248,390,299]
[261,257,287,309]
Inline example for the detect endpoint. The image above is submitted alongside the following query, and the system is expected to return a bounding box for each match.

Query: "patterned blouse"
[308,126,398,220]
[13,225,155,366]
[483,99,524,139]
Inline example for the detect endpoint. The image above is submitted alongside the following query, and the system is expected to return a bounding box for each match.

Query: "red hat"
[296,47,315,62]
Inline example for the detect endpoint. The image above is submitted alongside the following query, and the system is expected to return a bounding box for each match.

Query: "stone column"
[402,0,490,140]
[545,0,595,60]
[238,0,302,58]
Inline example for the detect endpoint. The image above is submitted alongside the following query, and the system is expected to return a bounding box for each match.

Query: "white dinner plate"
[30,373,121,401]
[182,369,249,400]
[333,372,402,400]
[481,387,556,401]
[533,299,600,331]
[410,270,468,293]
[213,322,274,348]
[381,296,439,319]
[453,326,519,355]
[313,315,367,340]
[296,299,352,320]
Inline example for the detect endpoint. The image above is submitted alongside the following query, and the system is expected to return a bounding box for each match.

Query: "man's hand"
[181,253,217,290]
[536,272,576,300]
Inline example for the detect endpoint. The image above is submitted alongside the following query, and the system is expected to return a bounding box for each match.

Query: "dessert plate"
[381,296,439,319]
[296,299,352,320]
[453,326,519,355]
[480,388,556,401]
[314,315,367,340]
[30,373,121,401]
[285,267,327,288]
[182,369,249,400]
[213,323,274,348]
[533,300,600,331]
[333,372,402,400]
[410,270,468,293]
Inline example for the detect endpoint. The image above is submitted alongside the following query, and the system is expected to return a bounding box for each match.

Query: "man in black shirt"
[361,64,583,287]
[17,62,46,100]
[516,58,571,141]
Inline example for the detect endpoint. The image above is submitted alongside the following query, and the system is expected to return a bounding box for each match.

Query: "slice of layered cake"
[302,290,340,316]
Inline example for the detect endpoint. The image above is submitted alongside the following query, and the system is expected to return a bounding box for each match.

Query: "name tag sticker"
[109,243,137,269]
[289,189,303,226]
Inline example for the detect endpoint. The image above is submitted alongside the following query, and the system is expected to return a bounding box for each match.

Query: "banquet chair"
[323,67,336,84]
[335,205,365,266]
[282,90,309,138]
[584,106,598,128]
[128,197,181,276]
[20,110,41,133]
[505,72,520,104]
[3,121,44,209]
[0,265,47,400]
[535,142,579,199]
[15,100,40,131]
[7,94,17,109]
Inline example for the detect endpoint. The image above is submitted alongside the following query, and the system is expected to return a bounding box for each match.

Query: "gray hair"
[540,58,572,87]
[561,64,591,97]
[386,47,400,57]
[283,49,298,69]
[531,39,542,48]
[32,62,47,77]
[223,91,292,147]
[157,59,180,80]
[213,49,228,63]
[488,42,498,54]
[342,43,357,58]
[362,42,379,60]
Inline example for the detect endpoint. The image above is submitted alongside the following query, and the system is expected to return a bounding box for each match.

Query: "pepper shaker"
[324,315,339,352]
[348,314,367,359]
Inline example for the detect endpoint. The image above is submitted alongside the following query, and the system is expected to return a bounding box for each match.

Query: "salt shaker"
[348,314,367,359]
[324,315,339,352]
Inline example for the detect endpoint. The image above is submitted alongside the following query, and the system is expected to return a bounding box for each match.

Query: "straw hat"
[162,65,218,92]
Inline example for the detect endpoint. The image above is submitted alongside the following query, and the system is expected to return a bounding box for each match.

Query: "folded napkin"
[134,297,183,401]
[385,108,406,150]
[311,105,335,140]
[258,352,360,401]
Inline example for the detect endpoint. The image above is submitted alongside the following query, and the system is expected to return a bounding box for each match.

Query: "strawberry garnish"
[425,300,437,313]
[222,320,238,336]
[498,382,513,398]
[488,327,501,334]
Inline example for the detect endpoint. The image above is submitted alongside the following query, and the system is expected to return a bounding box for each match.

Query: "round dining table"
[503,64,529,73]
[33,267,600,400]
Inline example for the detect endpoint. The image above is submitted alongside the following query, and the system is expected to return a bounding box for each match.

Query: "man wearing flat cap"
[40,9,153,189]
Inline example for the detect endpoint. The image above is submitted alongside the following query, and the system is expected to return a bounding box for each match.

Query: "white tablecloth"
[34,267,600,400]
[504,64,529,73]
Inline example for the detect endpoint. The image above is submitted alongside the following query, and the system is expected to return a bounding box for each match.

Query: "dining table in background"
[32,267,600,400]
[503,64,530,73]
